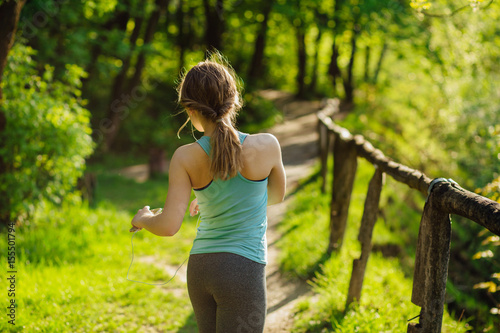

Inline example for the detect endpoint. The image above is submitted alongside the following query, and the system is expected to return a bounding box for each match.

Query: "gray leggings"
[187,252,267,333]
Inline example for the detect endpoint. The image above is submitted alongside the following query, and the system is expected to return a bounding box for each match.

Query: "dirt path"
[120,90,323,332]
[259,90,322,332]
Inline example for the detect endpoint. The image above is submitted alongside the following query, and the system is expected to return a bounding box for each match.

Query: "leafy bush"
[0,43,94,225]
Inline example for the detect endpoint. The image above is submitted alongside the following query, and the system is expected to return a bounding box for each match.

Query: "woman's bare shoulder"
[244,133,280,149]
[171,142,206,163]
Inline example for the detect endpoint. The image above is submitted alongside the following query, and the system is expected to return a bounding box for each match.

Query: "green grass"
[0,169,199,332]
[278,159,472,332]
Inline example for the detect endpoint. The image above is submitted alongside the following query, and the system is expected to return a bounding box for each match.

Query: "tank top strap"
[238,131,248,144]
[196,136,211,156]
[196,131,248,156]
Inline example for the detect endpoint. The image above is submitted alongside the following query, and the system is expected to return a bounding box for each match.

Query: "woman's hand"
[131,205,153,232]
[189,199,199,217]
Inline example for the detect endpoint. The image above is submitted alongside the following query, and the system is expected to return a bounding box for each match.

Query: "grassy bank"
[0,168,199,332]
[278,159,472,332]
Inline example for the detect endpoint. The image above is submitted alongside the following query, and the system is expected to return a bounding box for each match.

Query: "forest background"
[0,0,499,331]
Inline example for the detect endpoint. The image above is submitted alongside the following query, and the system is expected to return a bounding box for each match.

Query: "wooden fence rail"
[316,102,500,332]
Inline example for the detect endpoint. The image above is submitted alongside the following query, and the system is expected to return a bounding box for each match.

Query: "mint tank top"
[190,132,268,264]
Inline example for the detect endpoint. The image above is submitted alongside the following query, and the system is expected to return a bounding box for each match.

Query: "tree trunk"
[342,28,358,105]
[0,0,26,100]
[203,0,224,53]
[100,16,143,151]
[364,45,370,82]
[372,41,388,85]
[103,0,168,151]
[127,0,166,92]
[328,0,343,95]
[149,147,167,178]
[247,0,273,82]
[296,27,306,98]
[328,40,341,94]
[308,28,323,94]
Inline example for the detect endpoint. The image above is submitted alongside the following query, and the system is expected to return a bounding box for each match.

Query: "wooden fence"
[316,102,500,332]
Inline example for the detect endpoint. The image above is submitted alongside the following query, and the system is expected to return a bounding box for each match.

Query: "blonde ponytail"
[210,116,242,180]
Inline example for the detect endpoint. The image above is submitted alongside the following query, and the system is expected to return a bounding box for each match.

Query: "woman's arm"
[267,134,286,205]
[131,147,192,236]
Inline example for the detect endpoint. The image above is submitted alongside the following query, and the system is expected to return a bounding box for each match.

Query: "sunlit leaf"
[473,281,497,293]
[482,236,500,245]
[410,0,432,10]
[472,250,494,260]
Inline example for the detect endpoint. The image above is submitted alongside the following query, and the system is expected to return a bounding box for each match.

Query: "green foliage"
[0,44,93,223]
[117,80,185,153]
[464,178,500,325]
[476,176,500,204]
[339,69,458,181]
[425,5,500,188]
[468,228,500,328]
[256,9,298,92]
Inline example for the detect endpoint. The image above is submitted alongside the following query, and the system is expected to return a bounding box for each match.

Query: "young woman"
[131,54,286,332]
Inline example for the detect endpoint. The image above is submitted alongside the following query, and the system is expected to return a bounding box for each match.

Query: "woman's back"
[188,131,269,264]
[182,132,279,189]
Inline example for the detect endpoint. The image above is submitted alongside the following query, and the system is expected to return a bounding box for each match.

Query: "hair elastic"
[216,118,223,123]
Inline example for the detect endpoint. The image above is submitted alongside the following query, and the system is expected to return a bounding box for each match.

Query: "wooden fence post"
[346,167,384,307]
[408,188,452,333]
[328,135,358,253]
[318,120,331,193]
